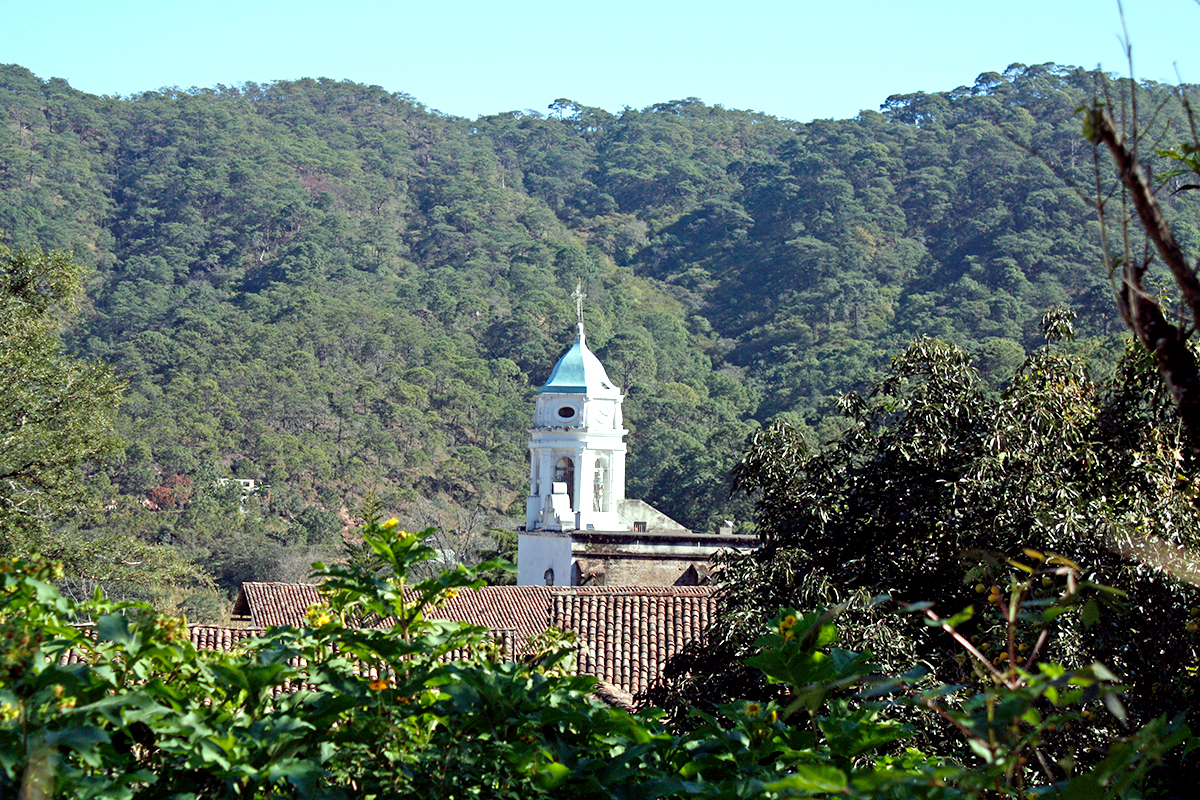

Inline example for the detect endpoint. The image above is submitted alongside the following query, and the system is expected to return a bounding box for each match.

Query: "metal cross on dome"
[571,280,586,326]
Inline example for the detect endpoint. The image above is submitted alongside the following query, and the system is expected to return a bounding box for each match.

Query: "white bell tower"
[525,285,627,533]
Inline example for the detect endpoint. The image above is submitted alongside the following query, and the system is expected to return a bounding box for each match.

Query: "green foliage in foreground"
[0,522,1193,798]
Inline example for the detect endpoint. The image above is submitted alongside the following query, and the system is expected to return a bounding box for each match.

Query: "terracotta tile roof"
[234,582,554,647]
[234,582,554,634]
[233,582,321,627]
[231,582,716,697]
[551,587,714,696]
[433,585,553,642]
[59,627,94,666]
[189,625,265,651]
[553,586,714,596]
[59,625,266,666]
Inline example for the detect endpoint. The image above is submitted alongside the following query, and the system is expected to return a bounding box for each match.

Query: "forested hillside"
[2,62,1194,612]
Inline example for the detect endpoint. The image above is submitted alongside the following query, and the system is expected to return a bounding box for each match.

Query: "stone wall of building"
[569,530,758,586]
[574,553,710,586]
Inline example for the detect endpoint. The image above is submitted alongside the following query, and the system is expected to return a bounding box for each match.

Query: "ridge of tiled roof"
[234,582,556,638]
[235,582,716,628]
[551,586,715,596]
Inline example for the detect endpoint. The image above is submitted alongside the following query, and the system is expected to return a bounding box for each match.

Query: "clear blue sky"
[3,1,1197,122]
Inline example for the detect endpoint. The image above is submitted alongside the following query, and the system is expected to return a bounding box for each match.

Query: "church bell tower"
[525,286,627,533]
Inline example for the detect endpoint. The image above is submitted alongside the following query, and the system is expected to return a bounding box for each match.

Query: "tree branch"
[1088,106,1200,458]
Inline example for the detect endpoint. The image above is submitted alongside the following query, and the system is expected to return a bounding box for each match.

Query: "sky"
[3,1,1198,123]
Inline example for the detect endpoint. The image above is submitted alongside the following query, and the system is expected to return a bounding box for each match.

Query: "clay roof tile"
[232,581,717,697]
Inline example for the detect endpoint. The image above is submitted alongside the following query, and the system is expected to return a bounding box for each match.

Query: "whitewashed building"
[517,318,757,587]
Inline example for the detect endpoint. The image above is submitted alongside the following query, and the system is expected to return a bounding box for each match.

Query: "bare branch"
[1087,105,1200,457]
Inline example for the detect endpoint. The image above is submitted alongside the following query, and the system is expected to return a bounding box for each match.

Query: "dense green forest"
[3,62,1197,613]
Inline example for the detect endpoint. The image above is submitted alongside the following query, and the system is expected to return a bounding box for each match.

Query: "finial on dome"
[571,280,586,336]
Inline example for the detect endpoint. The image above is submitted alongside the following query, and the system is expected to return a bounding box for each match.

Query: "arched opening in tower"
[555,457,575,510]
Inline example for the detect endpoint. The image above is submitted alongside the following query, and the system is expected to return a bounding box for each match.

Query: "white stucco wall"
[516,530,573,586]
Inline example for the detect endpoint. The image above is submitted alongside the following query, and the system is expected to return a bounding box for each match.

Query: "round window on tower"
[557,405,577,421]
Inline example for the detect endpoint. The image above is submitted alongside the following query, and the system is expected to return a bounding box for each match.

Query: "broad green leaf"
[95,613,133,646]
[763,764,848,793]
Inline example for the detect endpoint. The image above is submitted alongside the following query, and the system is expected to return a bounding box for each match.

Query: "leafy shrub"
[0,523,1192,798]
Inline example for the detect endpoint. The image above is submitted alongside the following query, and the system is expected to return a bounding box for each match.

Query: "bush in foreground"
[0,521,1191,798]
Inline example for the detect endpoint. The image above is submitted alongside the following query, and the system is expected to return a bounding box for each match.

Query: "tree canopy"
[644,319,1200,793]
[0,246,123,544]
[0,246,203,601]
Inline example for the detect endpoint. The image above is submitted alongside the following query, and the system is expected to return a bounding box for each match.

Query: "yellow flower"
[369,678,390,691]
[304,604,333,627]
[445,587,459,599]
[381,517,400,530]
[744,702,762,716]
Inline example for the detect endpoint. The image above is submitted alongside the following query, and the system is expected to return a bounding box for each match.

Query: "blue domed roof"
[538,324,621,397]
